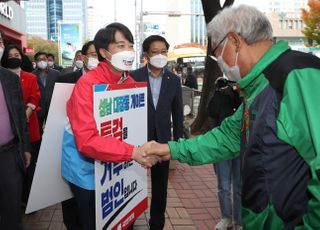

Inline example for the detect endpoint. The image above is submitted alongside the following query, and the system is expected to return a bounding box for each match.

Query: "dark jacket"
[57,69,82,84]
[184,73,198,89]
[130,66,183,143]
[32,68,59,123]
[168,41,320,229]
[0,67,31,165]
[52,64,63,72]
[208,86,241,127]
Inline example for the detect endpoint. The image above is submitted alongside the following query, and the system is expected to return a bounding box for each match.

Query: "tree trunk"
[191,0,234,134]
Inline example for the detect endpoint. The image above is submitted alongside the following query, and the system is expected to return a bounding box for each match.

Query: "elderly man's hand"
[131,146,159,168]
[143,141,171,162]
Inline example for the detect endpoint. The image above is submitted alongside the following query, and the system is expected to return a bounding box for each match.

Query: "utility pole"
[114,0,117,21]
[139,0,144,66]
[134,0,139,68]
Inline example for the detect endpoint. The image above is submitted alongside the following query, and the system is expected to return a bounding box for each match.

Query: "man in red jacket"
[61,23,156,230]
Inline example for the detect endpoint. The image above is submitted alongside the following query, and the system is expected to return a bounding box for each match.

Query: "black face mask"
[7,57,22,69]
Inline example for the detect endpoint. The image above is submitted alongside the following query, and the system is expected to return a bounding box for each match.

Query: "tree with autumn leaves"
[301,0,320,46]
[26,36,59,62]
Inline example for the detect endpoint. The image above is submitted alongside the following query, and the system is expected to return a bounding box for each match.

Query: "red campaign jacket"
[20,70,41,142]
[67,62,136,162]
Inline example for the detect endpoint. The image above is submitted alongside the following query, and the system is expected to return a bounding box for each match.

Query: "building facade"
[47,0,62,41]
[22,0,47,40]
[265,0,319,54]
[190,0,206,46]
[62,0,87,41]
[0,1,27,48]
[268,0,308,14]
[23,0,87,42]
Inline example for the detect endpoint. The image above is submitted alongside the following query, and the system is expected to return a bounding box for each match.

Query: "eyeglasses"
[211,34,228,58]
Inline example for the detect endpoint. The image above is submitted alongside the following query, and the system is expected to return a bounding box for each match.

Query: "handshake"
[131,141,171,168]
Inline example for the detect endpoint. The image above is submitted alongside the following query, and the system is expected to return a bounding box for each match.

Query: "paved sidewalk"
[23,162,220,230]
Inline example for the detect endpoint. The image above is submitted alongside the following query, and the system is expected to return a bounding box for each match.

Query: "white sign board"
[93,83,148,230]
[26,83,74,214]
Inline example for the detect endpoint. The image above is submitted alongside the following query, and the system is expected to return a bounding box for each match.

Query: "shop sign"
[0,3,13,20]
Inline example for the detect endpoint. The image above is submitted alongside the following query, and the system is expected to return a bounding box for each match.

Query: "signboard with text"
[93,83,148,230]
[59,23,82,67]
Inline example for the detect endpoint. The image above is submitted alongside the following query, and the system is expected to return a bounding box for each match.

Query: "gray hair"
[207,5,273,48]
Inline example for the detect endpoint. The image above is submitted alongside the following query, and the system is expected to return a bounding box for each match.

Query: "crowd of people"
[1,4,320,230]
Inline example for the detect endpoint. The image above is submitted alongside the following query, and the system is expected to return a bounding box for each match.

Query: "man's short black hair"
[81,41,94,55]
[47,53,55,59]
[34,51,47,61]
[142,35,169,53]
[94,23,134,61]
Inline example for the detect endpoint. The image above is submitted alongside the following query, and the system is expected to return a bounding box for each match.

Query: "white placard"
[93,83,148,230]
[26,83,74,214]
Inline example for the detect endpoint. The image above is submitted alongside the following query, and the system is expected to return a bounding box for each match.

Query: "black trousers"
[23,140,41,204]
[149,160,170,230]
[62,198,83,230]
[0,145,23,230]
[69,183,95,230]
[68,183,135,230]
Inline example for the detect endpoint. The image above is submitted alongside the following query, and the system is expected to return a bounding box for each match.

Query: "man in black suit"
[56,40,97,230]
[0,37,31,229]
[32,52,60,134]
[130,35,183,230]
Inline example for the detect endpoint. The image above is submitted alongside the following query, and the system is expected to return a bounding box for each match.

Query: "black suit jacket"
[52,64,63,72]
[56,69,82,84]
[33,68,60,121]
[0,67,31,154]
[130,66,183,143]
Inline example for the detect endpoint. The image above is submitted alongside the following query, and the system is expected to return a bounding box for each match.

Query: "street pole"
[139,0,144,66]
[135,0,139,68]
[114,0,117,21]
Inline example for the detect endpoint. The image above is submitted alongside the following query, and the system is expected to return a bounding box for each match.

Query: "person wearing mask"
[184,65,198,89]
[174,66,183,84]
[47,53,63,72]
[61,23,157,230]
[57,41,98,84]
[207,77,242,230]
[61,50,83,75]
[0,30,31,230]
[32,51,60,134]
[1,44,41,206]
[56,40,98,230]
[130,35,183,230]
[144,5,320,229]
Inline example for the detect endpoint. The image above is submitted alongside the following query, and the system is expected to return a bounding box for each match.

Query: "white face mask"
[75,60,84,69]
[149,54,168,69]
[37,61,48,70]
[107,50,135,71]
[0,47,4,60]
[216,38,241,82]
[87,57,99,70]
[47,61,54,67]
